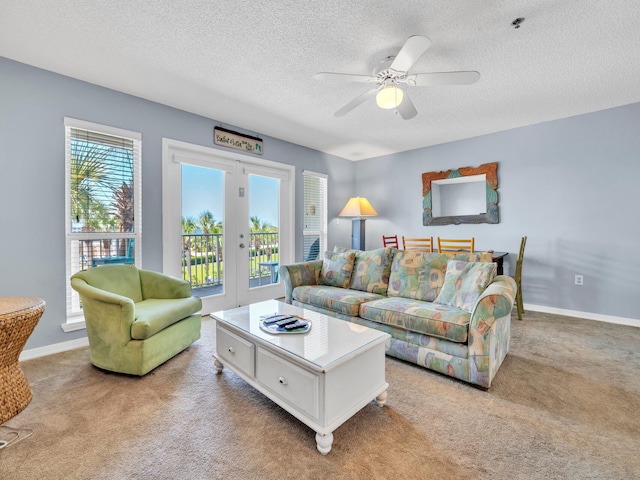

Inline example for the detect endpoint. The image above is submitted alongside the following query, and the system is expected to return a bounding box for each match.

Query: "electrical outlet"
[574,275,584,286]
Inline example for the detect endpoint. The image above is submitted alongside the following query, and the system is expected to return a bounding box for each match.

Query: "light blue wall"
[0,57,354,350]
[2,56,638,354]
[355,103,640,320]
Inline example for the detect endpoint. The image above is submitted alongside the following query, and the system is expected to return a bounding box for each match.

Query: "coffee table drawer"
[216,326,255,377]
[256,347,319,420]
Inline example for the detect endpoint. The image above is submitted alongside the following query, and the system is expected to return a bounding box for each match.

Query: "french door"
[162,139,294,314]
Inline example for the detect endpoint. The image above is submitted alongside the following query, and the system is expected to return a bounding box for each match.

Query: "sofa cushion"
[387,251,448,301]
[317,251,356,288]
[292,285,384,317]
[360,297,471,343]
[334,246,393,295]
[131,297,202,340]
[434,260,497,313]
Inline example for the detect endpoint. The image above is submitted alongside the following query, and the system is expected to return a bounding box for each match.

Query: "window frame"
[64,118,142,326]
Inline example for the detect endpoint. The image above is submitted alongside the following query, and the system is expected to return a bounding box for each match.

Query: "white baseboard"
[525,303,640,328]
[16,304,638,362]
[19,337,89,362]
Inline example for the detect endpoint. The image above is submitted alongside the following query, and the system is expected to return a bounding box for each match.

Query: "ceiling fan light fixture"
[376,85,404,109]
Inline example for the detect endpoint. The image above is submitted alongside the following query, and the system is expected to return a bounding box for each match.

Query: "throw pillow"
[434,260,497,312]
[387,251,445,301]
[333,245,360,254]
[317,251,356,288]
[347,247,393,295]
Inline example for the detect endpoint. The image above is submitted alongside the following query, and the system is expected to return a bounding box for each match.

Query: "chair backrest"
[304,238,320,261]
[514,236,527,282]
[71,264,143,303]
[402,236,433,252]
[437,237,475,253]
[382,235,399,249]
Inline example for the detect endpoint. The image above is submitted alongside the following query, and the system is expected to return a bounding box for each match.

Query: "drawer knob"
[228,346,235,354]
[278,376,288,385]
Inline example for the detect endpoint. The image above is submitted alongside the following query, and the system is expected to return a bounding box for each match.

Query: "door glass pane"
[249,175,279,287]
[181,164,224,298]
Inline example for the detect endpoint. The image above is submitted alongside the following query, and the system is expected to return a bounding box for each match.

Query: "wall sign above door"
[214,127,263,155]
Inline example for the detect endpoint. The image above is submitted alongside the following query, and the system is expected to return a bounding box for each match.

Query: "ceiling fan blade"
[334,88,379,117]
[408,71,480,86]
[389,35,431,72]
[314,72,375,83]
[396,92,417,120]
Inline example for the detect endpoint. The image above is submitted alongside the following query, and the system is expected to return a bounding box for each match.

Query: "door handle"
[239,243,245,248]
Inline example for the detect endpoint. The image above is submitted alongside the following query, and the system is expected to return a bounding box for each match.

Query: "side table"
[0,297,45,424]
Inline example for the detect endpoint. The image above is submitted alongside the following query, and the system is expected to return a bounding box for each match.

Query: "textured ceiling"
[2,1,639,161]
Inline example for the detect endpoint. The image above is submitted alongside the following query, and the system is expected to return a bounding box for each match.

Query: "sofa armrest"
[280,260,323,303]
[468,275,517,388]
[139,269,192,299]
[70,277,136,343]
[470,275,516,333]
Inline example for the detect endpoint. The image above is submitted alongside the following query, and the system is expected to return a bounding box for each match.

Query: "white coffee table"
[211,300,390,454]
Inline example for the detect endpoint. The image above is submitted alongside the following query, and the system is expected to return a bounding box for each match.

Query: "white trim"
[64,119,142,319]
[433,173,485,185]
[525,303,640,328]
[303,170,328,180]
[63,117,142,141]
[61,319,86,332]
[243,163,290,181]
[19,337,89,362]
[162,137,295,312]
[20,303,637,362]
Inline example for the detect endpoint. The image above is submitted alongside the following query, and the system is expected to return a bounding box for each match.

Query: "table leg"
[212,354,224,373]
[494,257,504,275]
[315,432,334,455]
[376,390,388,407]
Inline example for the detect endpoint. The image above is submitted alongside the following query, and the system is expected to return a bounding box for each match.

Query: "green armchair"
[70,265,202,376]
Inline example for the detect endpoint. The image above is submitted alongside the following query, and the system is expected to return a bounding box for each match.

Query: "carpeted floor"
[2,310,639,479]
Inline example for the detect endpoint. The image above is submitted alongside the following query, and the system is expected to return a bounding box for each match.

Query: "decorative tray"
[259,314,311,335]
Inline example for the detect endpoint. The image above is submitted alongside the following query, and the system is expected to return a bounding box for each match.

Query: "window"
[302,171,327,261]
[65,118,141,322]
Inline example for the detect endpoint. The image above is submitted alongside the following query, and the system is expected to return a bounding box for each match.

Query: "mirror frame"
[422,162,499,226]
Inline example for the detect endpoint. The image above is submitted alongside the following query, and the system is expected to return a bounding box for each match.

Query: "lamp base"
[351,218,366,250]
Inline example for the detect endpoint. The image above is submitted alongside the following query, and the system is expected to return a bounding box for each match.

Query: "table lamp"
[339,197,378,250]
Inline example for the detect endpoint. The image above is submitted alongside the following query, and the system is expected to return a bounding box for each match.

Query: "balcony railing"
[79,233,280,291]
[181,232,279,289]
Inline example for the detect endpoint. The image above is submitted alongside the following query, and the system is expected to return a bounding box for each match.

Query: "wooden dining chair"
[382,235,399,249]
[513,236,527,321]
[402,236,434,252]
[437,237,475,253]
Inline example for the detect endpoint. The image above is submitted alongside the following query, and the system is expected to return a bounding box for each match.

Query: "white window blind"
[64,118,142,321]
[69,128,136,233]
[302,171,327,260]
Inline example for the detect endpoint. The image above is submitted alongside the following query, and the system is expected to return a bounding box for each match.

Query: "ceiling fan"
[314,35,480,120]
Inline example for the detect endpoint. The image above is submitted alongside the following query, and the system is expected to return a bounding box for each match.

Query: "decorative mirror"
[422,162,499,225]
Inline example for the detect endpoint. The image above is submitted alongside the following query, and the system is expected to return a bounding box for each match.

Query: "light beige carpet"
[2,310,639,480]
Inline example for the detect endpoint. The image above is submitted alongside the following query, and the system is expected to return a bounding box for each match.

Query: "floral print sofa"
[281,247,516,389]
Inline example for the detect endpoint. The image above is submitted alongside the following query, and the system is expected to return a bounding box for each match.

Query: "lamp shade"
[339,197,378,217]
[376,85,404,109]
